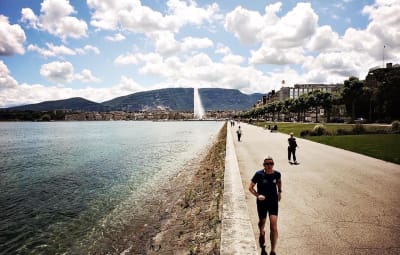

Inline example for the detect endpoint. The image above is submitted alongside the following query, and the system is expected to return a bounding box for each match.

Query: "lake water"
[0,121,224,254]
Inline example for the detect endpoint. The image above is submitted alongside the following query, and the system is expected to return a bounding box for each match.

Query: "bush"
[391,120,400,132]
[311,124,327,136]
[300,130,310,137]
[352,123,366,134]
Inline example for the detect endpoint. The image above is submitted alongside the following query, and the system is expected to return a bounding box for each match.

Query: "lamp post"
[383,45,385,68]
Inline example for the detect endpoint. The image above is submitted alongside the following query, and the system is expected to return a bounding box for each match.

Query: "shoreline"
[81,123,227,254]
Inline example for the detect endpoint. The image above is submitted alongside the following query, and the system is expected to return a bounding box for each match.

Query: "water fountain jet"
[194,87,205,119]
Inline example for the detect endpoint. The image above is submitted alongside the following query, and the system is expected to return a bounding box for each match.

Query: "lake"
[0,121,224,254]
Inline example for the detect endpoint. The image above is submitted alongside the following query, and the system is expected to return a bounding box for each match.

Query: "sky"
[0,0,399,108]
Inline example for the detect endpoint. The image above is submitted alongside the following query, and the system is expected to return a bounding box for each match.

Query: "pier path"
[221,122,400,255]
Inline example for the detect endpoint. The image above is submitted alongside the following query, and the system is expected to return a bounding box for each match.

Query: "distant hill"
[6,97,108,112]
[199,88,262,111]
[102,88,194,111]
[4,88,263,112]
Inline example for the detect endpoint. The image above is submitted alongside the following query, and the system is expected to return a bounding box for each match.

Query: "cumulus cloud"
[28,43,76,57]
[88,0,219,34]
[215,44,231,55]
[40,61,101,84]
[249,46,306,65]
[260,2,318,48]
[21,0,87,40]
[0,15,26,55]
[225,2,318,66]
[0,61,18,90]
[307,25,340,51]
[106,33,126,42]
[222,54,244,65]
[361,0,400,59]
[224,6,264,44]
[76,45,100,55]
[0,72,143,108]
[75,69,101,83]
[40,61,75,82]
[28,43,100,57]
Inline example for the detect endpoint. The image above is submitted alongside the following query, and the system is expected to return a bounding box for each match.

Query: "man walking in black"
[249,156,282,255]
[288,132,298,164]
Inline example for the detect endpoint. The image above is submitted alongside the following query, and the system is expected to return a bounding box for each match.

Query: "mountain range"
[4,88,263,112]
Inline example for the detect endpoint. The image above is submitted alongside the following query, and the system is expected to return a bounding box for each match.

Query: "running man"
[249,156,282,255]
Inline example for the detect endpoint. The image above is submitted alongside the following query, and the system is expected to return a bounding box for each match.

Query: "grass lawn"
[308,134,400,164]
[254,121,399,164]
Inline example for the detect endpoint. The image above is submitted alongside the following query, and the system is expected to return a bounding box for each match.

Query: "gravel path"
[230,123,400,255]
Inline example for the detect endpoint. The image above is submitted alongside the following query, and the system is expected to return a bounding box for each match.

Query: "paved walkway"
[222,122,400,255]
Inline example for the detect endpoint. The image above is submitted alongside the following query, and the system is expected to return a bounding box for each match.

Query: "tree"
[375,71,400,121]
[320,92,334,122]
[275,101,283,121]
[342,77,364,121]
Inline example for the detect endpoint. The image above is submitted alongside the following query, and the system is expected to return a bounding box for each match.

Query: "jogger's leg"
[269,215,278,253]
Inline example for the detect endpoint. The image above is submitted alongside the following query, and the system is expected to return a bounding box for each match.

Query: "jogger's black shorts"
[257,199,278,219]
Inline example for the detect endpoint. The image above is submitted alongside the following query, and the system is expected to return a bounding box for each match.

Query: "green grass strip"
[308,134,400,164]
[254,121,399,164]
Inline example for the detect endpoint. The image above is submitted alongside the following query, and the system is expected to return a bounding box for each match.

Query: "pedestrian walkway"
[220,123,258,255]
[222,122,400,255]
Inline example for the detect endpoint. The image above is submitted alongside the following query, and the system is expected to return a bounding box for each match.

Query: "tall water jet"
[194,87,205,119]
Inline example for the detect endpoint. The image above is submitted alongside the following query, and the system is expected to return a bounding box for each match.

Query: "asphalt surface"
[229,122,400,255]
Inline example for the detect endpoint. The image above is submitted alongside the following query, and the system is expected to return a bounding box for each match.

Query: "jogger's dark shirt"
[251,170,281,201]
[251,170,281,217]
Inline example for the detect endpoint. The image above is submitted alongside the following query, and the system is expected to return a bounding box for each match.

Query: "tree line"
[241,71,400,123]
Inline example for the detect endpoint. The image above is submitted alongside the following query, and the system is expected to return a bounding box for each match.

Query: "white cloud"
[0,61,18,90]
[215,44,231,55]
[0,15,26,55]
[106,33,126,42]
[115,52,162,66]
[249,46,306,65]
[166,0,219,28]
[224,6,264,44]
[0,75,144,108]
[307,25,340,51]
[222,54,244,65]
[77,45,100,55]
[260,2,318,48]
[362,0,400,52]
[21,8,39,28]
[21,0,87,40]
[88,0,219,34]
[28,43,76,57]
[40,61,101,84]
[181,37,213,52]
[75,69,101,83]
[150,31,181,55]
[28,43,100,57]
[225,2,318,67]
[40,61,75,82]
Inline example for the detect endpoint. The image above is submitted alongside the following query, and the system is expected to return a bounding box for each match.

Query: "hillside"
[102,88,193,111]
[4,88,263,112]
[6,97,108,112]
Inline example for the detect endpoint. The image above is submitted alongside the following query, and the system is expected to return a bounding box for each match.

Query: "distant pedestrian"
[288,132,298,164]
[236,126,242,142]
[249,156,282,255]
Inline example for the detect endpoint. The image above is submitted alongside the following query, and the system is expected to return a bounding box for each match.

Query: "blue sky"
[0,0,399,107]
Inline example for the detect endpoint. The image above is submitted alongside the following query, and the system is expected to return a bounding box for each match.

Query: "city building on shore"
[64,110,240,121]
